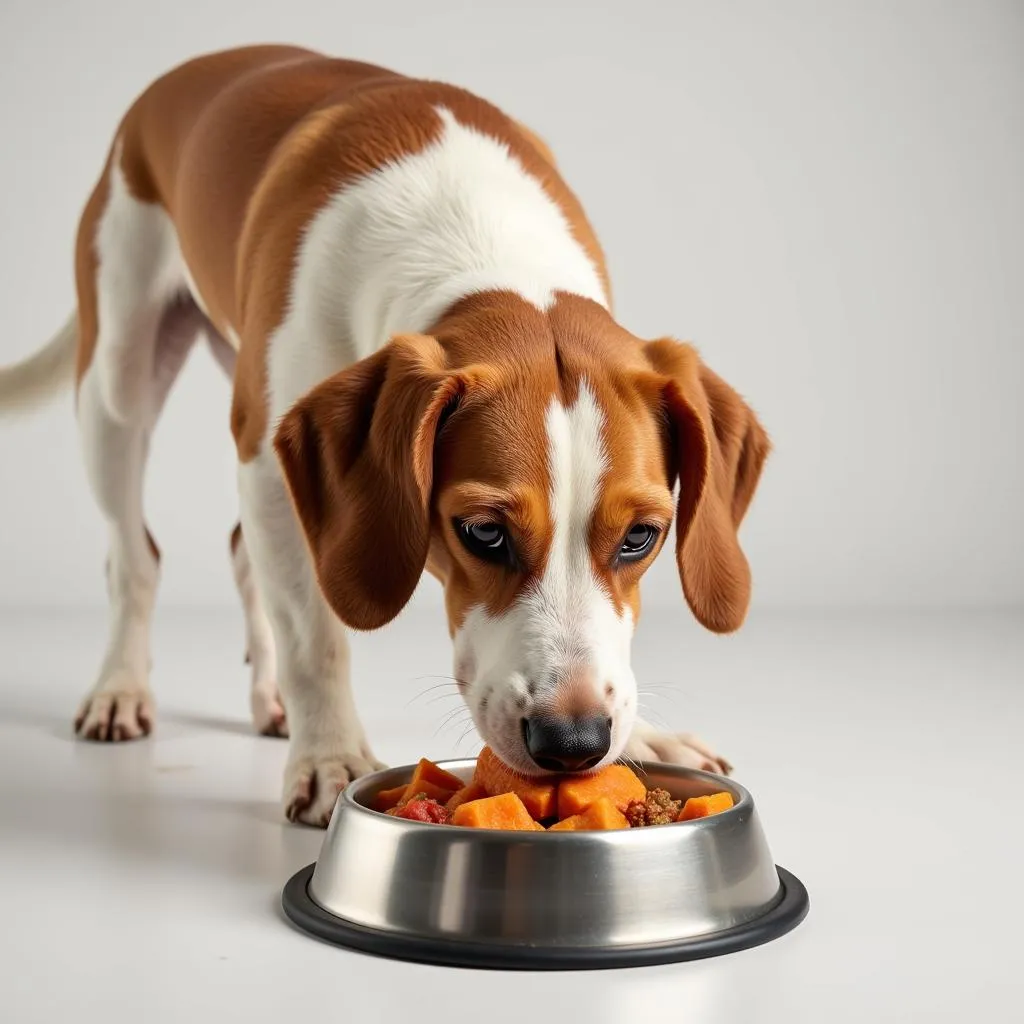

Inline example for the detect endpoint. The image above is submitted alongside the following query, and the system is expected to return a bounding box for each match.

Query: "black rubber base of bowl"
[281,863,809,970]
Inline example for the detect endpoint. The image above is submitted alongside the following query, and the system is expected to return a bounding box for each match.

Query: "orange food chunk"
[547,797,630,831]
[445,780,488,812]
[407,757,464,794]
[557,764,646,819]
[473,746,557,819]
[677,792,735,821]
[452,792,544,831]
[373,784,409,812]
[400,779,458,805]
[398,758,464,805]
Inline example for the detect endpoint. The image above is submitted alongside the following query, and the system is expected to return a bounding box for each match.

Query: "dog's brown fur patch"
[70,46,609,464]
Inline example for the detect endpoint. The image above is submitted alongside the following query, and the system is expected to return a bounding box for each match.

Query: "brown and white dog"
[0,46,769,826]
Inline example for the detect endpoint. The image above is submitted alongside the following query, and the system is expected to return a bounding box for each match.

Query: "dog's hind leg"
[72,149,194,741]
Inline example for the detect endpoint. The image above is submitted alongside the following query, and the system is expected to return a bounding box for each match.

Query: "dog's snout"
[521,714,612,773]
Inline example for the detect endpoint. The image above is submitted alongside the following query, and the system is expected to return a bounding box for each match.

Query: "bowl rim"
[340,756,752,837]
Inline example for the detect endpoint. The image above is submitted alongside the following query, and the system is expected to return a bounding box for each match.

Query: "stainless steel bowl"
[282,759,808,969]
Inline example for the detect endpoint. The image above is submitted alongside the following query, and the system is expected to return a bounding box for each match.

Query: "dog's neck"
[319,107,609,359]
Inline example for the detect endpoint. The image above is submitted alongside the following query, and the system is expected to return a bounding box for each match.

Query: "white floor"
[1,607,1020,1022]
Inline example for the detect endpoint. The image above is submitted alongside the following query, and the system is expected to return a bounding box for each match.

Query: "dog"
[0,46,769,826]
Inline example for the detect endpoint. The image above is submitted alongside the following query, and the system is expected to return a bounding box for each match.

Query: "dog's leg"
[204,328,286,737]
[74,364,160,740]
[229,522,285,736]
[72,152,196,741]
[238,451,384,825]
[74,300,197,740]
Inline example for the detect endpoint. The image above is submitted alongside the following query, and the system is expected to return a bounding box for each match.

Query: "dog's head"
[274,293,769,775]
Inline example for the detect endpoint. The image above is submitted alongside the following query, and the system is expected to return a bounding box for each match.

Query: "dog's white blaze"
[530,383,634,704]
[266,106,609,427]
[529,383,610,671]
[454,383,638,772]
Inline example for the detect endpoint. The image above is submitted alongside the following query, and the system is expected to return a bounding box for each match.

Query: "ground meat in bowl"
[625,788,682,826]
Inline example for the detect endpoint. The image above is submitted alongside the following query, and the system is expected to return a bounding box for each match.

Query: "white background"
[1,0,1021,613]
[1,8,1022,1018]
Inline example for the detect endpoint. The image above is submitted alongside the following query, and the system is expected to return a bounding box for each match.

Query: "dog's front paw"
[74,674,154,742]
[283,742,387,827]
[623,719,732,775]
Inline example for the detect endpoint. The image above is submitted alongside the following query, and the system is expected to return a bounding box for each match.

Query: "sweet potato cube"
[445,780,488,812]
[579,796,631,830]
[677,792,735,821]
[397,758,464,806]
[557,764,646,819]
[547,814,584,831]
[373,784,409,812]
[547,797,629,831]
[473,746,557,819]
[400,779,458,805]
[407,757,464,795]
[452,792,543,831]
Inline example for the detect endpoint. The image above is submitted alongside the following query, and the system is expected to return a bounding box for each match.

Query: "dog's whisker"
[424,691,465,707]
[637,690,681,709]
[435,705,471,732]
[637,700,680,722]
[639,684,707,704]
[639,679,708,703]
[433,706,474,741]
[638,702,676,733]
[433,720,469,742]
[441,721,475,750]
[637,682,682,698]
[455,720,479,752]
[406,690,455,708]
[405,677,463,708]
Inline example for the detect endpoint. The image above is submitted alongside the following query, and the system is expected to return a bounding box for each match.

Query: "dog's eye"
[456,520,513,565]
[619,523,659,562]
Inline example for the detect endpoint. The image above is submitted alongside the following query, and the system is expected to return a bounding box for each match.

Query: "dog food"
[548,796,630,831]
[374,784,410,812]
[677,792,735,821]
[624,787,683,826]
[445,780,488,812]
[474,745,558,818]
[557,764,647,818]
[394,795,452,823]
[374,749,734,831]
[396,757,464,804]
[451,792,544,831]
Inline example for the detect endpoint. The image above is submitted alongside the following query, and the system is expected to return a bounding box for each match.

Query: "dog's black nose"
[521,715,612,773]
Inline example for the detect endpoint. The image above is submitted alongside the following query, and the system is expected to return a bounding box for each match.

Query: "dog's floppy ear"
[274,334,462,630]
[642,339,770,633]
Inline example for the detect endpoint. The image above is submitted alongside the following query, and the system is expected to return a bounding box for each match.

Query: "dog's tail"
[0,312,78,417]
